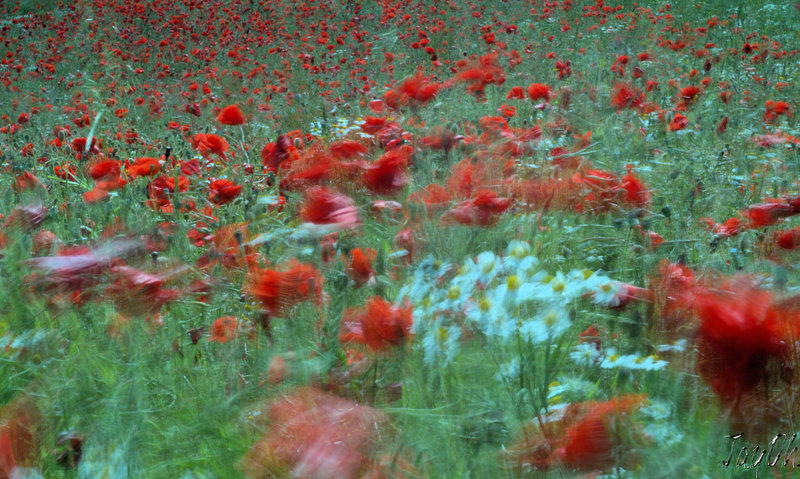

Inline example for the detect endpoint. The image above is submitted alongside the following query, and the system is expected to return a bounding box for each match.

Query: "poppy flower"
[339,296,413,352]
[346,248,377,287]
[4,203,46,232]
[408,183,451,214]
[217,104,246,125]
[208,178,243,205]
[668,113,689,131]
[555,395,648,471]
[506,394,647,472]
[741,202,793,228]
[191,133,229,159]
[685,278,790,410]
[238,388,386,479]
[70,137,101,156]
[717,116,728,134]
[764,100,793,124]
[209,316,239,342]
[300,187,360,230]
[506,86,527,99]
[329,140,368,159]
[361,147,410,195]
[0,396,40,477]
[126,157,161,178]
[105,265,181,318]
[260,135,299,170]
[443,190,513,226]
[775,227,800,250]
[245,260,325,317]
[610,82,647,112]
[679,85,701,102]
[360,116,387,135]
[702,217,741,238]
[620,165,650,207]
[527,83,551,102]
[394,71,442,106]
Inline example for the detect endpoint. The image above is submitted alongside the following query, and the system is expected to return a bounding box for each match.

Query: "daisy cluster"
[568,345,668,371]
[396,241,628,366]
[308,117,367,140]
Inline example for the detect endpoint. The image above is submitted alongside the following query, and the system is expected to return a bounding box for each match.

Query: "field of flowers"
[1,0,799,477]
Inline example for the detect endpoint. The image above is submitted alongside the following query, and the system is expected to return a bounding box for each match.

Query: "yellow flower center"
[448,286,461,300]
[479,297,491,312]
[506,275,521,290]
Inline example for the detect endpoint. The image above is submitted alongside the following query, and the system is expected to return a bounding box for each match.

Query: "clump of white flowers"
[568,344,669,371]
[309,117,368,140]
[396,241,636,367]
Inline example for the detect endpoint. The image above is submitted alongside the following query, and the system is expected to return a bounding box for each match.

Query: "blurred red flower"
[209,316,239,343]
[217,104,246,125]
[300,186,360,230]
[246,260,325,317]
[339,296,413,352]
[346,248,377,287]
[239,388,387,479]
[208,178,243,205]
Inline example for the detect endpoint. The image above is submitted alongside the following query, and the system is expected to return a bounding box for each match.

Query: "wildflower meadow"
[1,0,800,477]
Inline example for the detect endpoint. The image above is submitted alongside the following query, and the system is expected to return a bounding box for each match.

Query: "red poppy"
[245,260,325,317]
[685,278,790,409]
[360,116,387,135]
[300,187,360,230]
[620,165,650,207]
[70,137,101,155]
[329,140,368,159]
[339,297,414,352]
[717,116,728,134]
[679,85,701,102]
[106,265,181,318]
[408,183,451,214]
[239,388,386,479]
[668,113,689,131]
[208,178,243,205]
[0,396,39,477]
[741,202,793,228]
[209,316,239,342]
[610,82,647,112]
[764,100,793,124]
[776,227,800,249]
[443,190,513,226]
[702,217,741,237]
[527,83,551,102]
[555,395,647,470]
[361,147,410,195]
[126,157,161,178]
[505,86,527,99]
[191,133,229,159]
[506,394,647,472]
[217,104,246,125]
[4,203,46,232]
[395,71,442,106]
[346,248,377,287]
[260,135,299,170]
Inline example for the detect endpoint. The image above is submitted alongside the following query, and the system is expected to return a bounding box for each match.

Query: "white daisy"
[569,342,603,366]
[421,321,461,366]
